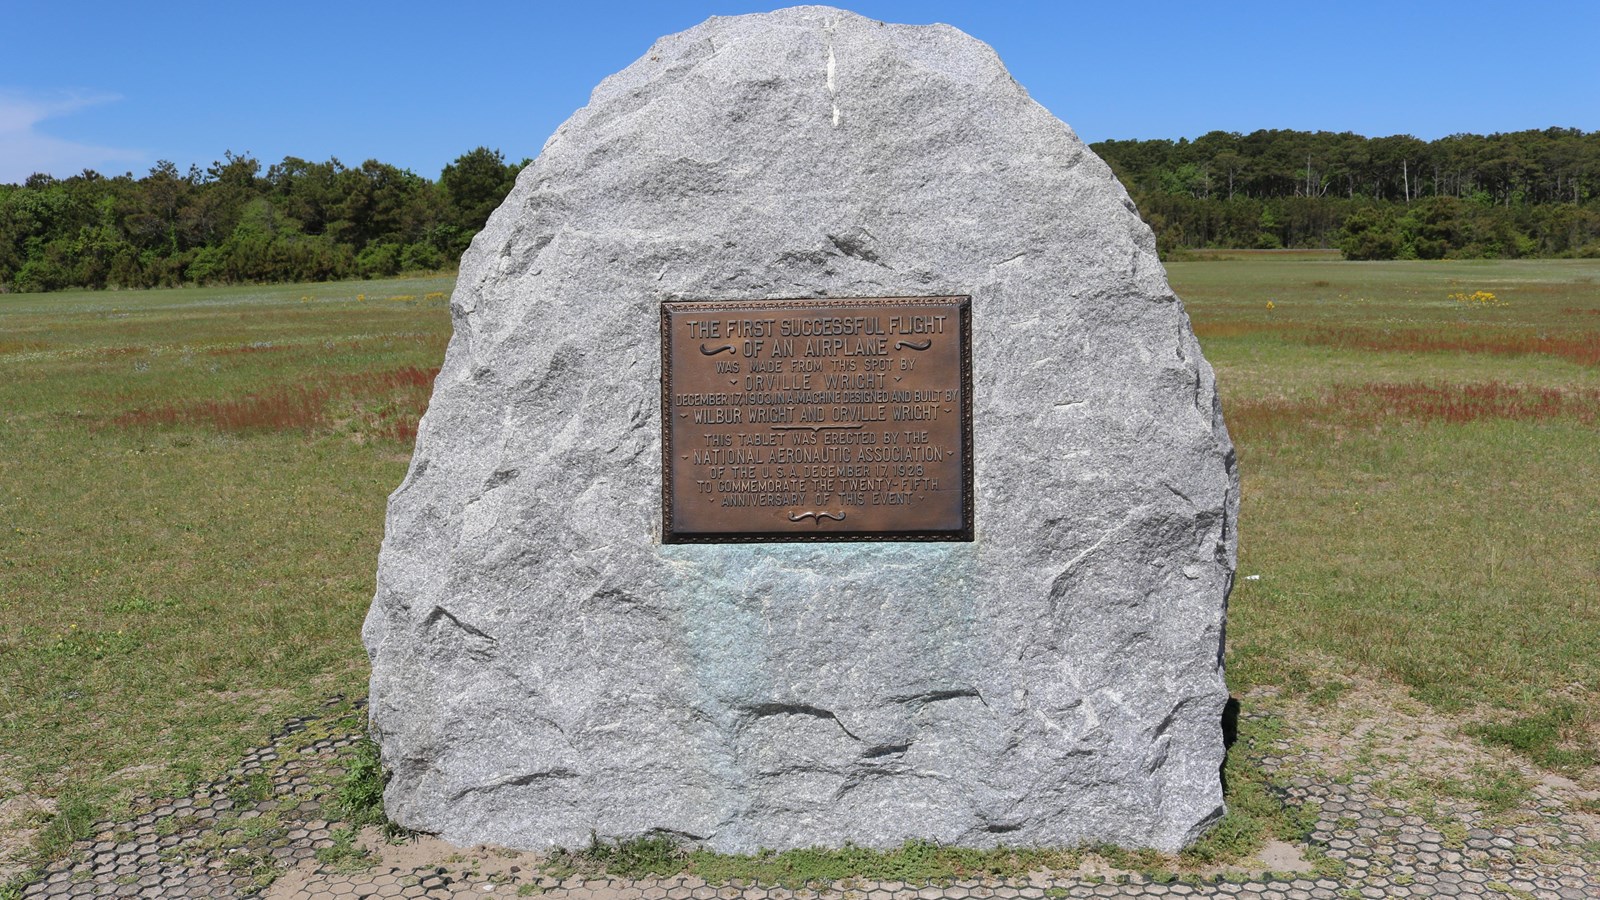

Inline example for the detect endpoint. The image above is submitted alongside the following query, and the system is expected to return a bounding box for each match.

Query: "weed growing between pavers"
[226,773,274,806]
[332,739,387,828]
[313,825,373,873]
[332,737,413,843]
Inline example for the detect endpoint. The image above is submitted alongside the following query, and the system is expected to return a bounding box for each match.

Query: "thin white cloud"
[0,90,145,185]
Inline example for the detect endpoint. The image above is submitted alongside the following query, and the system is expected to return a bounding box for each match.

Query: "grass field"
[1,259,1597,871]
[0,278,454,853]
[1169,257,1600,771]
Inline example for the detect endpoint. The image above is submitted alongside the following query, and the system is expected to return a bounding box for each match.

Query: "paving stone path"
[18,691,1600,899]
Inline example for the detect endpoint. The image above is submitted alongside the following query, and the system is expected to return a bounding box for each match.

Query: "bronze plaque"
[662,296,972,543]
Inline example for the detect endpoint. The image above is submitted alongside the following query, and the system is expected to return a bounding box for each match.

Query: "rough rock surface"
[364,6,1237,854]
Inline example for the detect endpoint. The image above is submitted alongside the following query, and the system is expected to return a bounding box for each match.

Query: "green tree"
[1336,207,1401,260]
[440,147,522,237]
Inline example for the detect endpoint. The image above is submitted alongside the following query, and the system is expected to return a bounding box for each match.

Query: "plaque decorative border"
[661,296,973,544]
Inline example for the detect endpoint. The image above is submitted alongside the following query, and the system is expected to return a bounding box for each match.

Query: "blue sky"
[3,1,1597,185]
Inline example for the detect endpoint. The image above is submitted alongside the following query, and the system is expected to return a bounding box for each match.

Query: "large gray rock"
[364,6,1236,854]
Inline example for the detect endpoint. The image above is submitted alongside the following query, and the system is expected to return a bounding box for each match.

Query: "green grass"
[550,837,1098,887]
[1180,715,1320,868]
[333,739,389,828]
[0,276,454,862]
[2,258,1597,875]
[1467,704,1598,770]
[1169,256,1600,770]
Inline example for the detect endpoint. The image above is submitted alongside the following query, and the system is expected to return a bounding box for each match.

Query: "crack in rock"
[743,703,860,741]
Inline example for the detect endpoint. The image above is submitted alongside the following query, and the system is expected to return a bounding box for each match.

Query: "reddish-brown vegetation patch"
[1561,307,1600,317]
[1194,319,1600,368]
[1229,381,1600,439]
[1304,326,1600,368]
[113,365,438,442]
[1192,321,1299,340]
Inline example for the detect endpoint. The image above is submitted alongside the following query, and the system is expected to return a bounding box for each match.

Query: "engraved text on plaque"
[662,296,972,542]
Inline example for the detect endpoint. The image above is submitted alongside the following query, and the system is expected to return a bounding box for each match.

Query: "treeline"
[1090,128,1600,259]
[0,148,523,292]
[8,129,1600,292]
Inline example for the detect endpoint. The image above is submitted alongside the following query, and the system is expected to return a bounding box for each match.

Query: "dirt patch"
[263,828,545,900]
[1253,839,1310,872]
[1248,669,1600,811]
[109,763,163,781]
[0,787,53,885]
[363,828,541,876]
